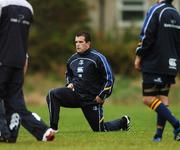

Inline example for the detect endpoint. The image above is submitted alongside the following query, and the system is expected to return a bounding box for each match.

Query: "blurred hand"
[95,96,104,105]
[24,58,28,75]
[134,55,141,71]
[67,83,75,91]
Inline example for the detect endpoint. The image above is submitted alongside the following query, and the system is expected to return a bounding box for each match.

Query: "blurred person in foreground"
[46,31,130,133]
[0,0,55,143]
[134,0,180,142]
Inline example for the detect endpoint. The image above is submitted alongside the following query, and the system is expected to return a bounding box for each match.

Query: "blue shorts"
[142,73,175,96]
[142,73,175,85]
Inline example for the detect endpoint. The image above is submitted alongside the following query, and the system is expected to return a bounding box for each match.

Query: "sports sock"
[155,114,166,137]
[155,105,169,137]
[150,98,179,129]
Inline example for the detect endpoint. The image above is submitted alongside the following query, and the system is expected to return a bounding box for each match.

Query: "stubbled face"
[75,36,90,53]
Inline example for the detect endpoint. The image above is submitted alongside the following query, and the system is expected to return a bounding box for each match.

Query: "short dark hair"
[75,31,91,42]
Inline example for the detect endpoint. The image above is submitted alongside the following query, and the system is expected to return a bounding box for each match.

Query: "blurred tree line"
[28,0,139,77]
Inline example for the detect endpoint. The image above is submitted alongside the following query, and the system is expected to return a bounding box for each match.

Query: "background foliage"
[28,0,139,77]
[28,0,90,74]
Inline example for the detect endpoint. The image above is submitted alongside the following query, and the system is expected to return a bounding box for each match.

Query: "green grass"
[3,74,178,149]
[1,104,180,150]
[23,74,180,105]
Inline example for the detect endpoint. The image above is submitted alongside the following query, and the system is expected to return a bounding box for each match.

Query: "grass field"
[1,104,180,150]
[1,74,180,149]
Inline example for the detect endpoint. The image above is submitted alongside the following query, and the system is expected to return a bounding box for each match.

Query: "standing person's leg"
[3,100,21,143]
[7,86,53,141]
[143,84,180,141]
[46,87,81,131]
[0,99,11,141]
[81,104,130,132]
[0,66,15,142]
[153,95,169,141]
[6,68,54,141]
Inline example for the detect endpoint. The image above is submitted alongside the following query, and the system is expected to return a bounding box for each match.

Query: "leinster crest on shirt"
[77,60,84,77]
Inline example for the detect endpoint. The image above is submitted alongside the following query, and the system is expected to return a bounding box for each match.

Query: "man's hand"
[67,83,75,91]
[24,58,28,75]
[95,96,104,105]
[134,55,141,71]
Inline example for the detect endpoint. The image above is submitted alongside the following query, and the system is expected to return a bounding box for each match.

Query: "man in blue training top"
[46,31,130,132]
[135,0,180,141]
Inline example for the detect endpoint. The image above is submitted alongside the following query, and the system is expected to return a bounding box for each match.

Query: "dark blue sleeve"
[96,53,114,100]
[136,3,160,56]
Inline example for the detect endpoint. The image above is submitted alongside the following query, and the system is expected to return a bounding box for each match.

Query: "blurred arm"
[24,54,29,75]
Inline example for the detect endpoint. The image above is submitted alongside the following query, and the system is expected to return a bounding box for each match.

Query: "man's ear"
[87,41,91,47]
